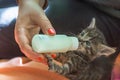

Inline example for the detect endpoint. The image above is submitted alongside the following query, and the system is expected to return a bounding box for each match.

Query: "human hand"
[15,0,56,63]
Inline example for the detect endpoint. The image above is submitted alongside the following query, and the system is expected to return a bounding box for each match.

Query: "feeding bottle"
[32,34,79,53]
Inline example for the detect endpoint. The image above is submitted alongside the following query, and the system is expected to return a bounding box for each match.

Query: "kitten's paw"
[48,60,55,71]
[48,59,63,74]
[46,55,56,71]
[46,55,65,74]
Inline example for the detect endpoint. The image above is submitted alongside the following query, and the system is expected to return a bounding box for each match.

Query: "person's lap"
[0,57,68,80]
[0,0,120,58]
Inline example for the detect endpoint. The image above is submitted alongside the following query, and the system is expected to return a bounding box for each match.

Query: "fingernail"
[37,57,48,65]
[51,54,57,58]
[37,57,43,62]
[47,28,56,35]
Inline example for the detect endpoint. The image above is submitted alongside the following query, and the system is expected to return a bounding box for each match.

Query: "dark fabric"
[84,0,120,9]
[0,0,120,58]
[0,19,24,59]
[46,0,120,47]
[0,0,17,8]
[83,0,120,18]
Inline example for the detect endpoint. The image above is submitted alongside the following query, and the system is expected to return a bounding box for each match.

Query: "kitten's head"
[78,18,106,45]
[77,18,115,60]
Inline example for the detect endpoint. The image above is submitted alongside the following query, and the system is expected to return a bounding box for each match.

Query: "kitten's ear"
[88,18,96,29]
[97,44,115,56]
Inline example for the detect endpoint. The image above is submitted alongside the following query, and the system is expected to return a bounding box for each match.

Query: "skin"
[0,55,119,80]
[111,54,120,80]
[0,57,68,80]
[15,0,56,63]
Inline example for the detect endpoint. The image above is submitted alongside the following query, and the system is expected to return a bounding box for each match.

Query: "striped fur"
[47,18,117,80]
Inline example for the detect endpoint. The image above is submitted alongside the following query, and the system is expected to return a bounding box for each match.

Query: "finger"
[31,7,56,35]
[14,27,47,64]
[20,44,47,64]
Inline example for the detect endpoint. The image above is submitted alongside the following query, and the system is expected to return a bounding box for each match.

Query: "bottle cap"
[69,37,79,50]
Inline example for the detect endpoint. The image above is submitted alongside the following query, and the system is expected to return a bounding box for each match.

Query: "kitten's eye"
[81,31,85,36]
[86,41,90,46]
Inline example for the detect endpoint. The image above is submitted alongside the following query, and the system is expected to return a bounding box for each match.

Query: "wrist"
[16,0,47,9]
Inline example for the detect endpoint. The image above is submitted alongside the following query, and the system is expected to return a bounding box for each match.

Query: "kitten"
[46,18,119,80]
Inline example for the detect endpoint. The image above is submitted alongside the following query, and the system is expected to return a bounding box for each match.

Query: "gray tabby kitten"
[46,18,119,80]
